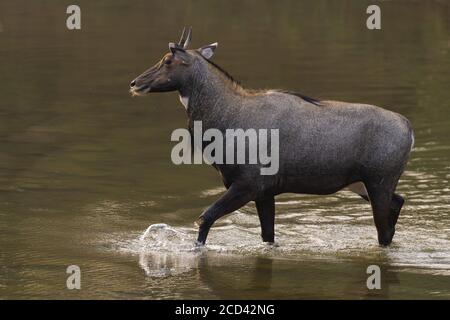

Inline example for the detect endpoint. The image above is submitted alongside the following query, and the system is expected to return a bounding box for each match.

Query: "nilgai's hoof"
[264,241,279,247]
[378,230,395,247]
[194,240,205,247]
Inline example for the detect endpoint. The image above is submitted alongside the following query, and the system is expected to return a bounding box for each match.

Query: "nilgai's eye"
[164,58,172,65]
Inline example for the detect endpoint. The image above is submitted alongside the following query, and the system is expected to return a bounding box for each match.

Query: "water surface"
[0,0,449,299]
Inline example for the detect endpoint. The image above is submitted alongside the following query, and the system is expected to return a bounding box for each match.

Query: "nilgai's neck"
[179,61,245,126]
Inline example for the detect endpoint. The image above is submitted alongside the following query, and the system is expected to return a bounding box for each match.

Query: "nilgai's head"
[130,27,218,96]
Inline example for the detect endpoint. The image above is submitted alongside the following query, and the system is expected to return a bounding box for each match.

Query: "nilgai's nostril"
[130,80,136,88]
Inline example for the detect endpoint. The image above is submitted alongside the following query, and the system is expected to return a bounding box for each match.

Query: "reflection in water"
[123,192,450,280]
[127,220,446,299]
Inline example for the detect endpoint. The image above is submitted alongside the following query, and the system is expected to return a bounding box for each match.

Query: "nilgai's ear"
[198,43,218,59]
[169,42,185,55]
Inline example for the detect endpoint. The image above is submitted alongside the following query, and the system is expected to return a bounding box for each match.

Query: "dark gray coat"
[130,32,414,246]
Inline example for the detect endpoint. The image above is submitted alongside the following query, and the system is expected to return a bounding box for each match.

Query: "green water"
[0,0,449,299]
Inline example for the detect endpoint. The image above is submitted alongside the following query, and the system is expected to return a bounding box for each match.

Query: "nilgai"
[130,28,414,247]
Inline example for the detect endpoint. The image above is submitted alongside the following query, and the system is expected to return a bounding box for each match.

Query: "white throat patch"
[179,95,189,109]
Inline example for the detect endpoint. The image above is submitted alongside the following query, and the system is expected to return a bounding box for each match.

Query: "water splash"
[135,224,202,277]
[118,200,450,278]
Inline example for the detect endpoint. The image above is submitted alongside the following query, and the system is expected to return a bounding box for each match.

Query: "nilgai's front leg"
[255,195,275,243]
[196,184,255,245]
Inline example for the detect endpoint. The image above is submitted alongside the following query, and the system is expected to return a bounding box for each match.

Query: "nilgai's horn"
[182,27,192,49]
[170,27,192,51]
[178,27,187,47]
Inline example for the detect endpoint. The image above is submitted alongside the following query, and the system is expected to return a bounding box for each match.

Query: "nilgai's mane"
[275,90,322,106]
[200,54,239,85]
[198,54,322,106]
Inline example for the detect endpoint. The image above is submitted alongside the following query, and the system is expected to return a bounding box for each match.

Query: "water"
[0,0,449,299]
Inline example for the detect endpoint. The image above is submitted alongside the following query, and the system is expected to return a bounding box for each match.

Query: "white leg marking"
[346,182,368,197]
[179,95,189,109]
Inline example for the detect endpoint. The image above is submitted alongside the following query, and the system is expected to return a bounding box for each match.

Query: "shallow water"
[0,0,449,299]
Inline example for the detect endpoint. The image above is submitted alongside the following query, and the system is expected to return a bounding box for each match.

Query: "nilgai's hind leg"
[196,184,254,245]
[365,181,397,246]
[348,182,404,228]
[255,195,275,243]
[358,194,404,227]
[390,193,404,226]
